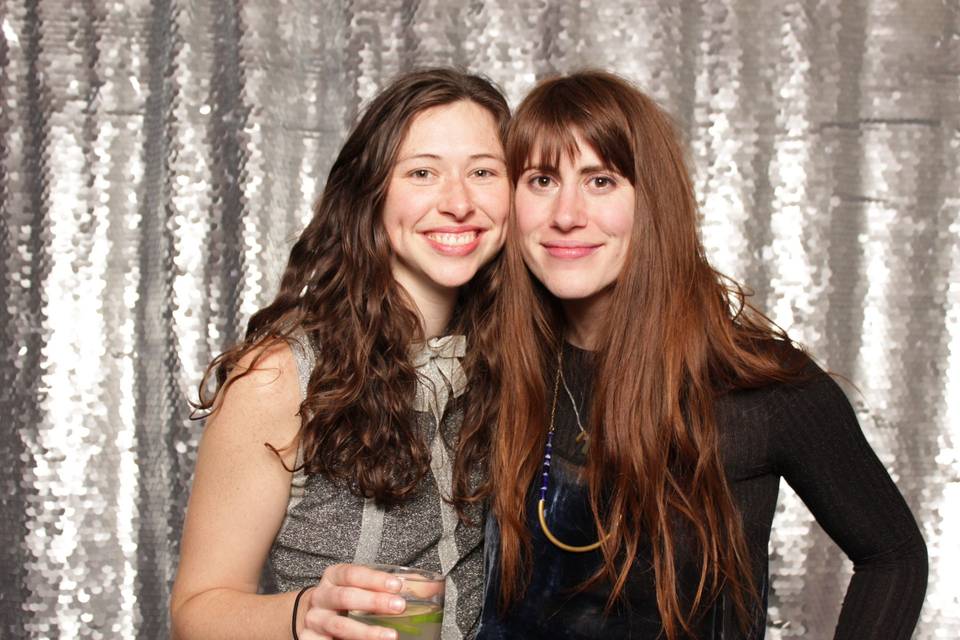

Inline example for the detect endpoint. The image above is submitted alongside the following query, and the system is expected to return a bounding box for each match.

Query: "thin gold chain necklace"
[560,364,590,455]
[536,347,609,553]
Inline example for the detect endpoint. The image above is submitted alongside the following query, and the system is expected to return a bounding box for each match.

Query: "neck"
[561,291,612,351]
[414,288,457,339]
[393,273,457,340]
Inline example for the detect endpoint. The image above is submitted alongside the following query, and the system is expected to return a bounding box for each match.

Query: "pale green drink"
[348,601,442,640]
[350,564,444,639]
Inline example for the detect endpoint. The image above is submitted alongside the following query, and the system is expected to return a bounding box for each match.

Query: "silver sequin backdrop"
[1,0,957,637]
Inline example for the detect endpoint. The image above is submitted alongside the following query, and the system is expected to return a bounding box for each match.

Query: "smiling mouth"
[542,242,601,259]
[423,229,484,256]
[425,231,479,246]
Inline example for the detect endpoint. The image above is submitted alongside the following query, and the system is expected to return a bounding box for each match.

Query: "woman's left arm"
[770,367,927,640]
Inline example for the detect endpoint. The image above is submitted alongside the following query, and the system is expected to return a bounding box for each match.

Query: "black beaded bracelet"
[291,586,311,640]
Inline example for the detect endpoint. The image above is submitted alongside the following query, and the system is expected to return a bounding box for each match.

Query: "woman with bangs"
[478,70,926,639]
[171,69,509,640]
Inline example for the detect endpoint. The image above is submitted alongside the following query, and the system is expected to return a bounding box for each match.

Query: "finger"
[402,578,443,600]
[323,613,398,640]
[304,606,345,631]
[322,564,403,593]
[309,586,406,617]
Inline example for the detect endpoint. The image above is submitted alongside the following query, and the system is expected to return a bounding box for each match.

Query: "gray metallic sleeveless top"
[267,332,484,639]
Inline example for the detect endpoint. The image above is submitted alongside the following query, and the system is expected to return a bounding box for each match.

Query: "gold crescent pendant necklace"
[537,346,609,553]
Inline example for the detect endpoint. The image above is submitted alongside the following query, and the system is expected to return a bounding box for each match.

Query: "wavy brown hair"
[493,70,807,637]
[195,69,509,516]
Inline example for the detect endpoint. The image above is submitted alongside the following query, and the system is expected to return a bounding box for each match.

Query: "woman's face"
[382,100,508,298]
[515,134,635,307]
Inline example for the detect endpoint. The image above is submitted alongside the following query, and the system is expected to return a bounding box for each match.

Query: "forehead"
[398,100,504,157]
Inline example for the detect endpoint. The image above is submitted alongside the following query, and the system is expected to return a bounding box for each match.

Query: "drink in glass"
[348,564,444,640]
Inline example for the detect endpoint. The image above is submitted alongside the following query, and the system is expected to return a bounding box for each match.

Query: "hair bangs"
[508,114,581,178]
[507,75,637,183]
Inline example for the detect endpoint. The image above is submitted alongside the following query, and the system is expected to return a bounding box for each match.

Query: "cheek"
[382,185,421,236]
[602,196,636,239]
[380,210,403,250]
[380,203,418,260]
[474,182,511,224]
[514,191,543,239]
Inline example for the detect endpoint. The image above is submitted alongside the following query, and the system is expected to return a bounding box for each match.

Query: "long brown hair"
[493,70,805,637]
[195,68,509,516]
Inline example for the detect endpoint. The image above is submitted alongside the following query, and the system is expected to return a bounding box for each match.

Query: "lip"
[541,241,602,259]
[422,226,486,257]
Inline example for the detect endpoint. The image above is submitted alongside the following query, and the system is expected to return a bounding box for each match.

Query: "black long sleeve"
[766,369,928,639]
[478,346,928,639]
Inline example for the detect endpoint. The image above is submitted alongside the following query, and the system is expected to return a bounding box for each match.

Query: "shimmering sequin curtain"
[1,0,956,637]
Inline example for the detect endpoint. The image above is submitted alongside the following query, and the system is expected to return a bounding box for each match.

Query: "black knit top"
[476,342,927,639]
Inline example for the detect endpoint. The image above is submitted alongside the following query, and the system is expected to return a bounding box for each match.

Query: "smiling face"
[515,133,636,315]
[382,100,509,302]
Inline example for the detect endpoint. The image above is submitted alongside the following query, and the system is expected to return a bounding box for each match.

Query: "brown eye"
[532,175,553,188]
[591,176,615,189]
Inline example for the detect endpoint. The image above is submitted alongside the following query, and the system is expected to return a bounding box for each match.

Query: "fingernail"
[385,577,402,591]
[390,597,405,612]
[380,630,397,640]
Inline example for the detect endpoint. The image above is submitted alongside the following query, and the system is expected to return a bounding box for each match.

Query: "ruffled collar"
[410,334,467,426]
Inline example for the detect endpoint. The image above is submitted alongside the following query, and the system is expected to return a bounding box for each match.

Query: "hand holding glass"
[348,564,444,640]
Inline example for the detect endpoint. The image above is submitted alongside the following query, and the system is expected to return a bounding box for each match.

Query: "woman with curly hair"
[479,70,926,639]
[171,68,509,640]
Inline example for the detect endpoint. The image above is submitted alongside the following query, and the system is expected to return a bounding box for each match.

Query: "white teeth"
[426,231,478,246]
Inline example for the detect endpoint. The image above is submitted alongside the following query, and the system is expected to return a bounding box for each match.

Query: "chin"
[426,265,482,290]
[538,277,606,302]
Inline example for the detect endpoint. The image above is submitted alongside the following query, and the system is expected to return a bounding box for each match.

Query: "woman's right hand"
[299,564,407,640]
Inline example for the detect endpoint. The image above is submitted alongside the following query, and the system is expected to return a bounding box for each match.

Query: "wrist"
[291,586,312,640]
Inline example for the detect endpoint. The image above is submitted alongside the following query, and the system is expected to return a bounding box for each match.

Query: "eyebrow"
[578,164,610,175]
[397,152,506,163]
[522,163,614,175]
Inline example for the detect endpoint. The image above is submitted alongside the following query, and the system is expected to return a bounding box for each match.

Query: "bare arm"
[170,342,405,640]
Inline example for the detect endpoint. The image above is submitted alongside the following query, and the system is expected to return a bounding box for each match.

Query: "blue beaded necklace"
[537,347,608,553]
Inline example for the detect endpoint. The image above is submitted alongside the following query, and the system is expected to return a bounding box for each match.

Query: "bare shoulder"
[173,338,306,607]
[203,338,305,466]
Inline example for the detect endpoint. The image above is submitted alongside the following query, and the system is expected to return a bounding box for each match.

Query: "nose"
[438,176,475,220]
[551,184,587,231]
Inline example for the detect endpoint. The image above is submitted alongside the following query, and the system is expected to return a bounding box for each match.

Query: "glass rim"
[364,563,444,582]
